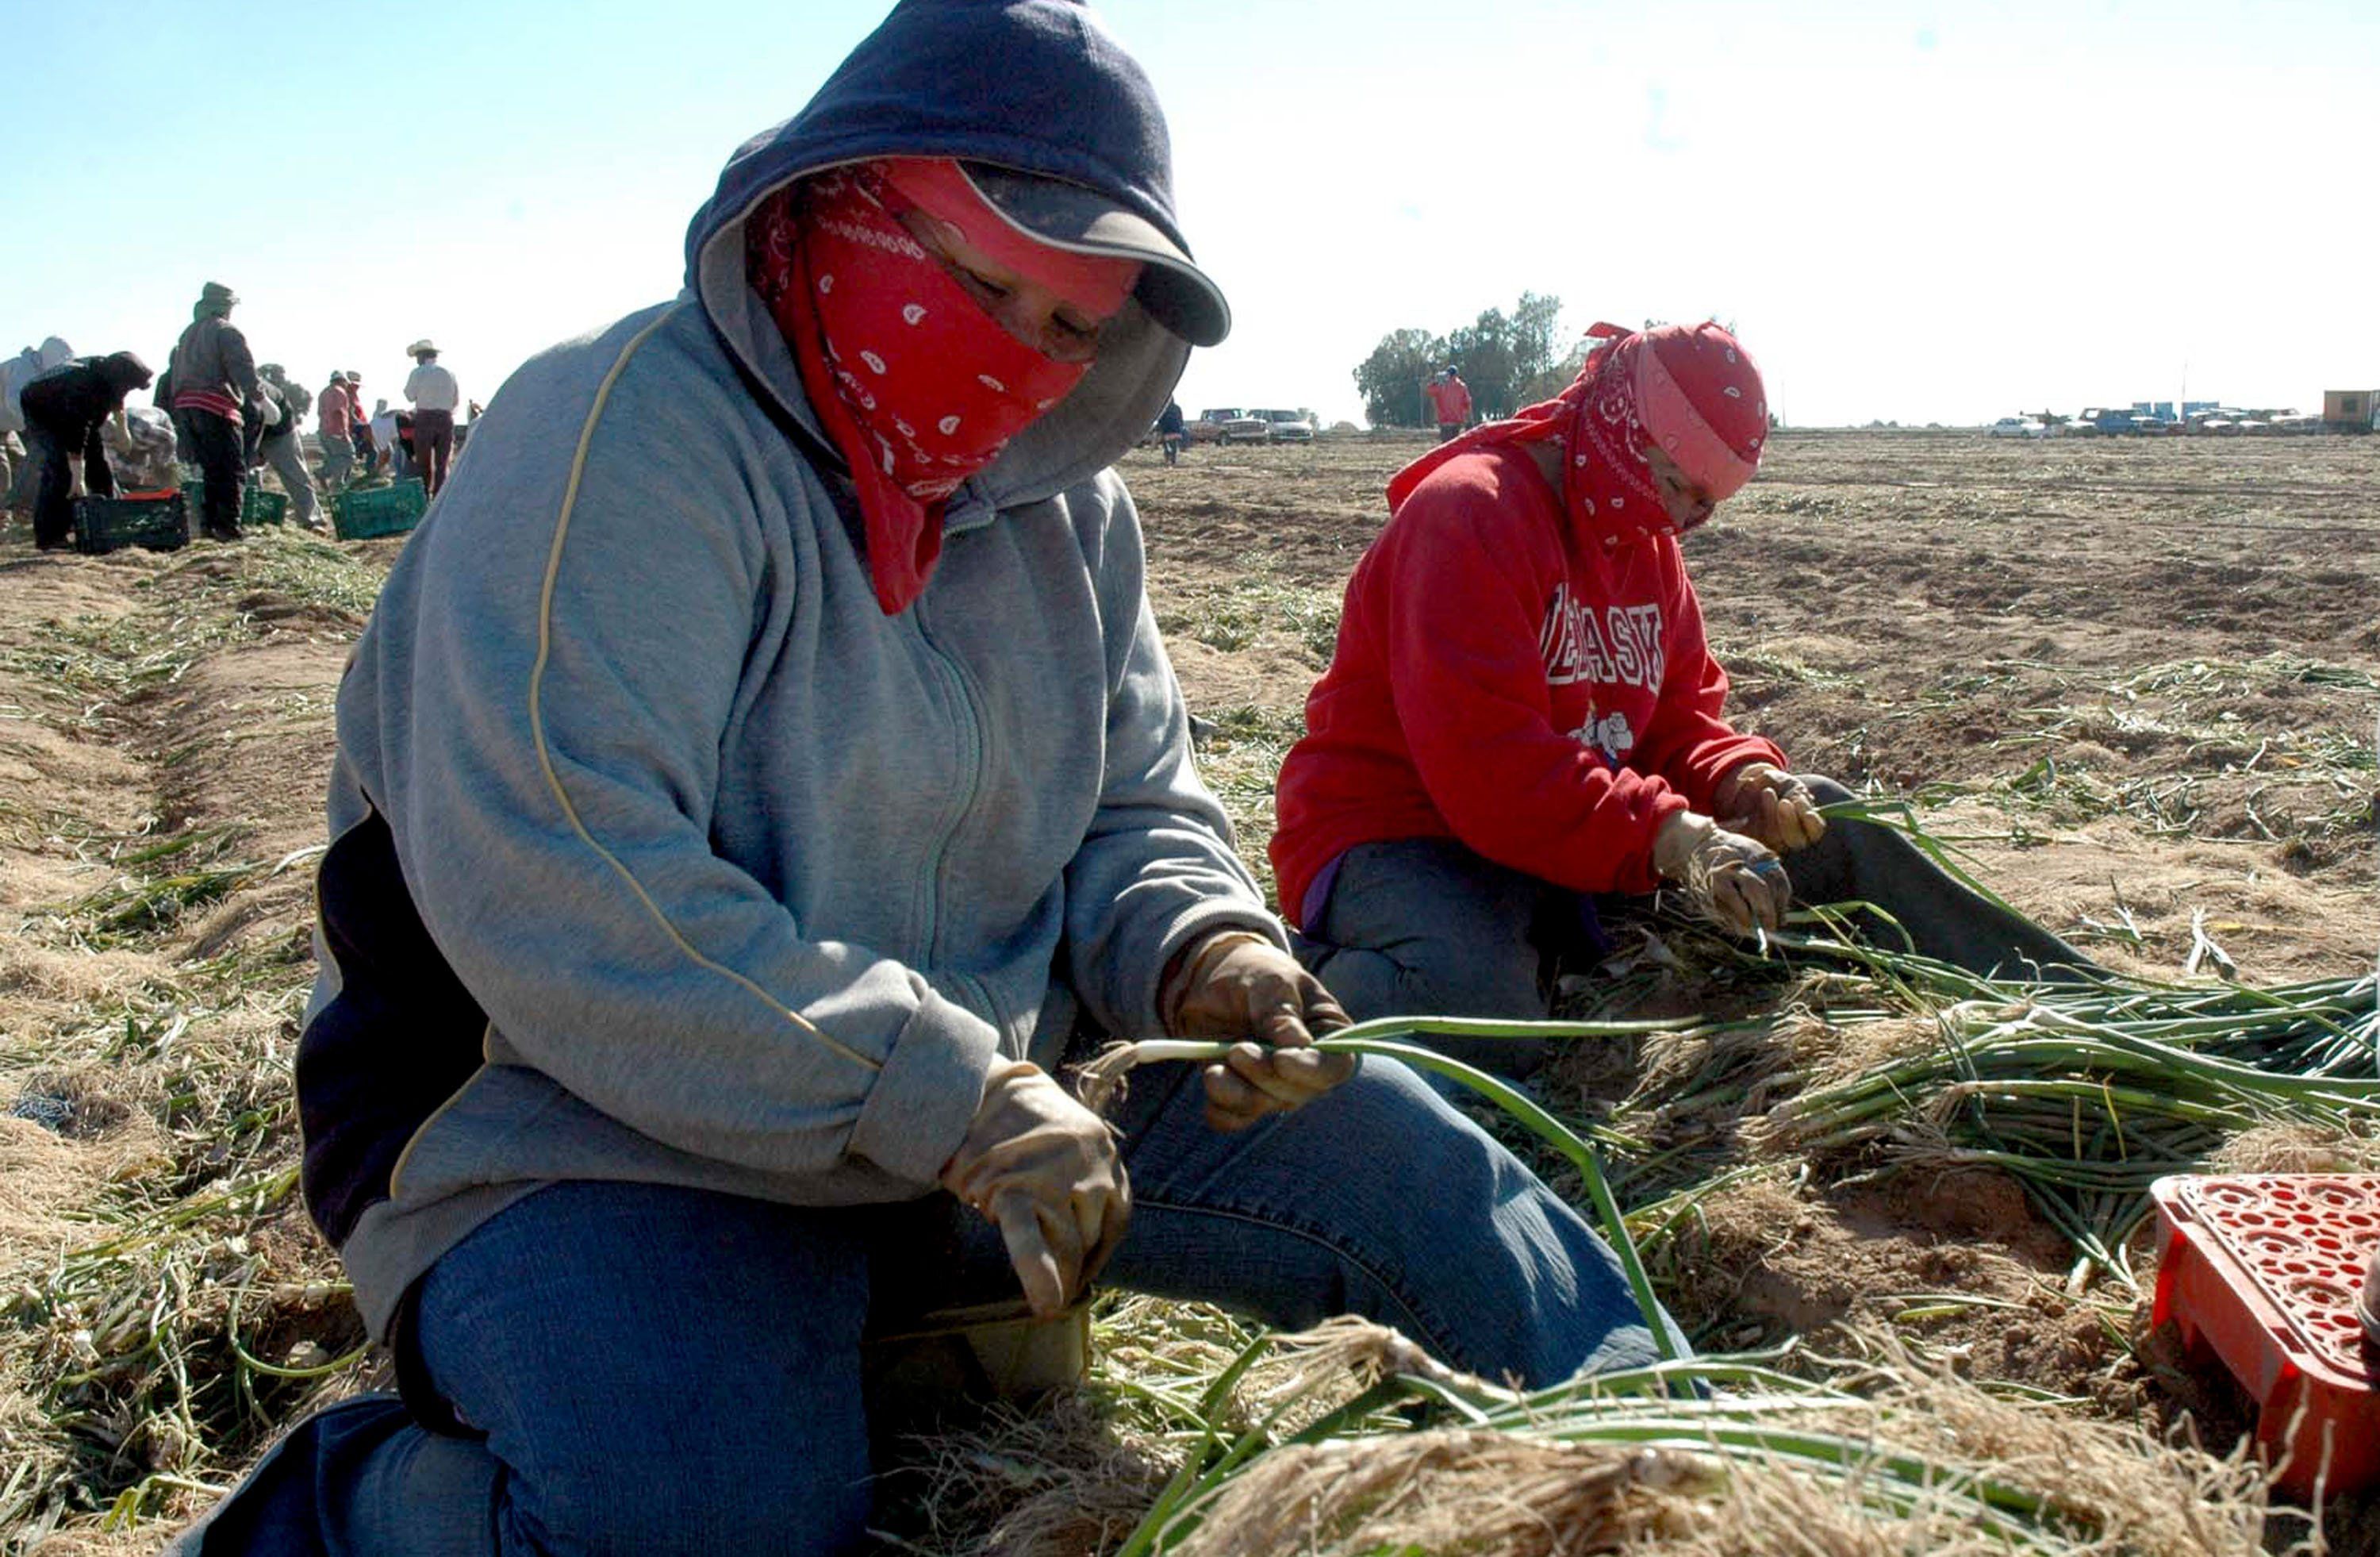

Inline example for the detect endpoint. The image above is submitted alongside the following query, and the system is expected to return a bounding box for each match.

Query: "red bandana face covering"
[747,160,1138,613]
[1386,321,1768,548]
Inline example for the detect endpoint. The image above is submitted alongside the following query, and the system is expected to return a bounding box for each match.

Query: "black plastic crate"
[73,493,190,556]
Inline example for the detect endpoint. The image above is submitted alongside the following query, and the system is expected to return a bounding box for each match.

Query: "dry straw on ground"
[1160,1322,2286,1557]
[6,435,2378,1551]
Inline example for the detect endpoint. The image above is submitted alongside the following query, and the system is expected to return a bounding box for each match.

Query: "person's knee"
[1315,1063,1643,1377]
[1395,947,1549,1028]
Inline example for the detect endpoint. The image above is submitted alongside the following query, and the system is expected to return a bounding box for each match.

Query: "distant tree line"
[1350,292,1574,429]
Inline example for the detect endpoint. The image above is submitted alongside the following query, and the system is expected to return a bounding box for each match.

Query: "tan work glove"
[1710,762,1826,853]
[1653,810,1791,936]
[939,1061,1130,1318]
[1161,930,1356,1132]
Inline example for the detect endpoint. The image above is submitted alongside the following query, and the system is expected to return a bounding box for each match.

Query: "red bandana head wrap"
[1386,320,1768,549]
[747,158,1139,613]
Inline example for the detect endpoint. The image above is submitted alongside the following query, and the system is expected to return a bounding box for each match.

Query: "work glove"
[1653,810,1791,937]
[1710,762,1827,854]
[1161,930,1356,1132]
[939,1061,1129,1319]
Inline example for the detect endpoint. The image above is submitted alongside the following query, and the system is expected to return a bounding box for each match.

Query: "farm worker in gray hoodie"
[168,3,1676,1551]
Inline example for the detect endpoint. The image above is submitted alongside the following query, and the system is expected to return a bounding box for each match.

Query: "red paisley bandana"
[1386,321,1768,548]
[747,160,1134,613]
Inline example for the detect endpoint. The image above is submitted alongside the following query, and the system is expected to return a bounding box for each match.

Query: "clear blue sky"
[6,0,2376,426]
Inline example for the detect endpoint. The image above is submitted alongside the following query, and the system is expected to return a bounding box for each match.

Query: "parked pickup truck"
[1192,407,1271,444]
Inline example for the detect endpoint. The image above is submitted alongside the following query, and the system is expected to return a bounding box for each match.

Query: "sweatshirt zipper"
[912,604,988,981]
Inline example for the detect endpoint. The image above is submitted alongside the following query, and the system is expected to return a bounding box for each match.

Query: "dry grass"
[5,435,2378,1553]
[1155,1324,2283,1557]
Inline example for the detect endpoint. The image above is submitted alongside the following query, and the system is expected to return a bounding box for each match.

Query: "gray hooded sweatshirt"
[295,0,1276,1339]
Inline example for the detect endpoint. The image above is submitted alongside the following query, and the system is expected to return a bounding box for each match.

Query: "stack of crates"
[2151,1174,2380,1498]
[333,479,428,541]
[72,493,190,555]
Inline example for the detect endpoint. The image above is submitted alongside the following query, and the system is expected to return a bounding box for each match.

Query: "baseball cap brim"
[958,163,1230,349]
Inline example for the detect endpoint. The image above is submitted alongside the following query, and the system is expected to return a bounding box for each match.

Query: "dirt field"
[1,429,2374,1552]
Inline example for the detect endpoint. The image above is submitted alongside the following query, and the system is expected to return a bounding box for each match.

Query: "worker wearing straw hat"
[402,337,460,496]
[1273,321,2094,1077]
[167,4,1679,1552]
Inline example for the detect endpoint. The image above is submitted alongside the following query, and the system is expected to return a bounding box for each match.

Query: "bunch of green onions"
[1772,971,2380,1279]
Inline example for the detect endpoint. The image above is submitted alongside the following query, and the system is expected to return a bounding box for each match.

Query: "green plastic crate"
[182,480,288,526]
[333,479,428,541]
[73,494,190,556]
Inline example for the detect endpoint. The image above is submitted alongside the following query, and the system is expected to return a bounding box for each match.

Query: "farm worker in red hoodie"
[1271,321,2090,1076]
[1423,363,1472,440]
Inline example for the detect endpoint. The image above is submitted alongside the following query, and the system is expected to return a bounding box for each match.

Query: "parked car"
[1253,408,1317,443]
[1194,407,1271,445]
[1988,417,2048,439]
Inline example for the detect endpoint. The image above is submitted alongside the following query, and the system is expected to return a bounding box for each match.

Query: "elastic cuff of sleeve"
[1632,790,1698,894]
[847,990,1003,1186]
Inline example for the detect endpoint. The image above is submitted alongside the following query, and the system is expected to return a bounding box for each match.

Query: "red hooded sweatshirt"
[1269,345,1783,928]
[1424,375,1472,425]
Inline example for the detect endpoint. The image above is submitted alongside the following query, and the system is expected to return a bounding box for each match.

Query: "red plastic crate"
[2150,1174,2380,1500]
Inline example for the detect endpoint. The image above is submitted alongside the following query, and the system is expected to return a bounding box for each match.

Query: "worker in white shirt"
[369,398,405,482]
[401,339,462,497]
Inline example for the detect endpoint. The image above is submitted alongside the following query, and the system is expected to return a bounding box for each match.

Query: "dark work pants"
[27,425,76,548]
[1292,774,2094,1077]
[413,408,455,496]
[186,410,245,536]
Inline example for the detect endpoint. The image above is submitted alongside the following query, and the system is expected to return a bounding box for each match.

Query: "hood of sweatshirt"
[682,0,1211,521]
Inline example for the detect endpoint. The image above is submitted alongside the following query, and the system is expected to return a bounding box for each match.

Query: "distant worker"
[1157,397,1186,465]
[347,374,378,479]
[2,337,75,517]
[101,406,184,495]
[451,398,487,459]
[1272,321,2094,1077]
[17,352,153,551]
[317,371,356,489]
[167,282,262,541]
[369,397,404,481]
[255,364,326,530]
[1424,364,1472,442]
[403,339,460,497]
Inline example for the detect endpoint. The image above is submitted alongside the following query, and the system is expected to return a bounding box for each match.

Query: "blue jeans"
[1293,777,2097,1077]
[171,1058,1665,1555]
[1291,836,1605,1077]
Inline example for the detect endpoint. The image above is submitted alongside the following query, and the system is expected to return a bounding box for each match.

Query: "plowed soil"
[2,429,2374,1550]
